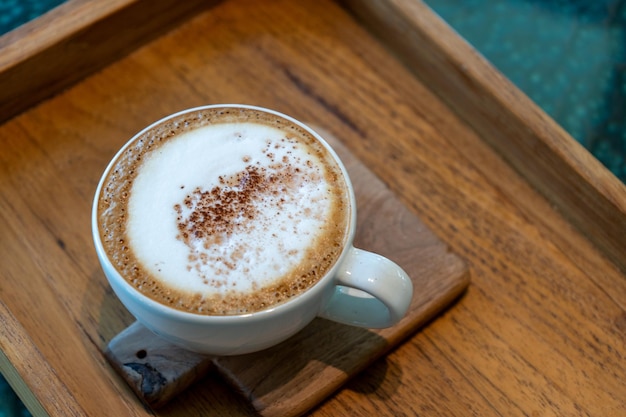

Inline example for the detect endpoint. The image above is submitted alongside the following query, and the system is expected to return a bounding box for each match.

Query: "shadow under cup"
[92,104,413,355]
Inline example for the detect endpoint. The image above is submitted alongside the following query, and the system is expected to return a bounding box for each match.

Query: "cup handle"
[318,247,413,328]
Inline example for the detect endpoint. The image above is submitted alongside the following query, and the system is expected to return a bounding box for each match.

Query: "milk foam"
[128,122,330,297]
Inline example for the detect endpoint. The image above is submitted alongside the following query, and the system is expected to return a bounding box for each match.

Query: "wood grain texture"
[0,0,213,124]
[341,0,626,273]
[104,128,469,415]
[0,0,624,416]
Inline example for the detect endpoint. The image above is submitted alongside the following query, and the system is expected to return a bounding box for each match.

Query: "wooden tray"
[1,0,625,416]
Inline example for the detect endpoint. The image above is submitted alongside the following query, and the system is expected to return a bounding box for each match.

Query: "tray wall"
[341,0,626,272]
[0,0,212,124]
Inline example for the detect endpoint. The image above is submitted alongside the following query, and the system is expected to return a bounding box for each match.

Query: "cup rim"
[92,104,358,323]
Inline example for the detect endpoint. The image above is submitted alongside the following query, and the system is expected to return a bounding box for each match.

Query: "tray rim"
[341,0,626,272]
[0,0,210,124]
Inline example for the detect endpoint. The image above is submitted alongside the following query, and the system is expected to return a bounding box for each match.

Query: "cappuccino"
[97,107,351,315]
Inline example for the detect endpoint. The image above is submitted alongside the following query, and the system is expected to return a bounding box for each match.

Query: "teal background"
[1,0,625,415]
[425,0,626,182]
[0,0,63,33]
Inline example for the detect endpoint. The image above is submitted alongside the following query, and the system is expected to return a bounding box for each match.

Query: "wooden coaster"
[104,129,470,415]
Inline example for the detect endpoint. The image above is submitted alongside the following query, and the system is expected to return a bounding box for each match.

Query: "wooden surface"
[0,0,625,416]
[104,129,469,415]
[0,0,212,124]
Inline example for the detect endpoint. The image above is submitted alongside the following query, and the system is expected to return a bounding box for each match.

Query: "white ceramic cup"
[92,105,413,355]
